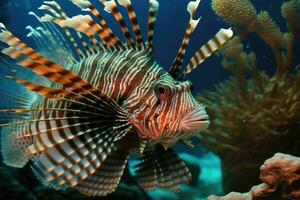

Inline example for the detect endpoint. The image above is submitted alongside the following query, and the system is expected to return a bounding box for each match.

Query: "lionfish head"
[138,73,210,148]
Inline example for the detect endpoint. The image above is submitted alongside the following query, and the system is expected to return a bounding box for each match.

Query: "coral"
[211,0,258,34]
[281,0,300,70]
[256,11,285,68]
[208,153,300,200]
[282,0,300,36]
[212,0,291,70]
[198,0,300,193]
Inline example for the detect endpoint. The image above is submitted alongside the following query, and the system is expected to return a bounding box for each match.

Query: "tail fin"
[135,146,192,192]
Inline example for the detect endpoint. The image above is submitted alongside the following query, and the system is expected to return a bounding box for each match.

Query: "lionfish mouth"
[181,106,210,132]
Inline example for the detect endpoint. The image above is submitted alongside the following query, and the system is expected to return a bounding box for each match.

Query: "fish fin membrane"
[29,120,130,191]
[182,28,233,77]
[25,23,78,68]
[0,59,42,168]
[135,146,192,192]
[0,76,36,168]
[1,124,33,168]
[75,150,129,196]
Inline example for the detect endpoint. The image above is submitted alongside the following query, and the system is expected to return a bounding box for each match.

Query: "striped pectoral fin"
[29,120,131,194]
[182,28,234,77]
[1,24,130,120]
[135,146,192,191]
[1,123,33,168]
[135,152,158,191]
[31,131,116,188]
[75,150,129,196]
[5,76,73,100]
[0,23,99,96]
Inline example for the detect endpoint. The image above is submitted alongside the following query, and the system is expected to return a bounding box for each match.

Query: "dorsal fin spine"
[148,0,159,50]
[182,28,234,77]
[117,0,145,47]
[169,0,202,78]
[70,0,123,48]
[100,0,135,47]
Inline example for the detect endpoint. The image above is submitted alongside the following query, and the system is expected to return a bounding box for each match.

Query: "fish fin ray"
[169,0,201,78]
[135,146,192,191]
[148,0,159,50]
[31,126,129,189]
[182,28,234,77]
[117,0,144,46]
[75,150,129,196]
[70,0,123,48]
[100,0,134,46]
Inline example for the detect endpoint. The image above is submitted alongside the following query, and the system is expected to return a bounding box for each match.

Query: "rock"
[208,153,300,200]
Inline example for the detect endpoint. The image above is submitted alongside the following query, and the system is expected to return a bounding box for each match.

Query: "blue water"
[2,0,297,92]
[0,0,299,199]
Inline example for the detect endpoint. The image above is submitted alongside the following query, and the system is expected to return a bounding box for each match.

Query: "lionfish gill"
[0,0,232,196]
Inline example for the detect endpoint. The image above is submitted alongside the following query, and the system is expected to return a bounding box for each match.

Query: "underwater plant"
[197,0,300,193]
[0,0,233,197]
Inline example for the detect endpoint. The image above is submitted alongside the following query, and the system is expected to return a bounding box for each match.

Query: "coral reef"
[208,153,300,200]
[212,0,299,71]
[198,0,300,193]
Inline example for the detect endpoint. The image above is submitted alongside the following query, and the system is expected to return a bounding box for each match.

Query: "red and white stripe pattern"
[136,146,192,191]
[183,28,234,76]
[76,150,129,196]
[170,0,201,77]
[0,0,232,196]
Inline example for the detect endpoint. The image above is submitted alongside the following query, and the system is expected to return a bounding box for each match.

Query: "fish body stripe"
[67,47,162,105]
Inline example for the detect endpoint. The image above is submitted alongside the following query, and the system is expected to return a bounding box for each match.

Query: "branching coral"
[211,0,258,34]
[212,0,295,72]
[208,153,300,200]
[198,0,300,193]
[281,0,300,71]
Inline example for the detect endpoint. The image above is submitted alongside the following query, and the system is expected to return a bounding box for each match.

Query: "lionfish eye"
[158,86,166,94]
[155,84,171,99]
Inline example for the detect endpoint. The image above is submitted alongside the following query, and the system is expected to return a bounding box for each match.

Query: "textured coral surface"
[198,0,300,193]
[208,153,300,200]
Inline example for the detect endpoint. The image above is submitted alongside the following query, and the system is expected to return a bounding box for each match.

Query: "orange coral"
[208,153,300,200]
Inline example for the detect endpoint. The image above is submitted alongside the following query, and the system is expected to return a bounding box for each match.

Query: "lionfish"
[0,0,232,196]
